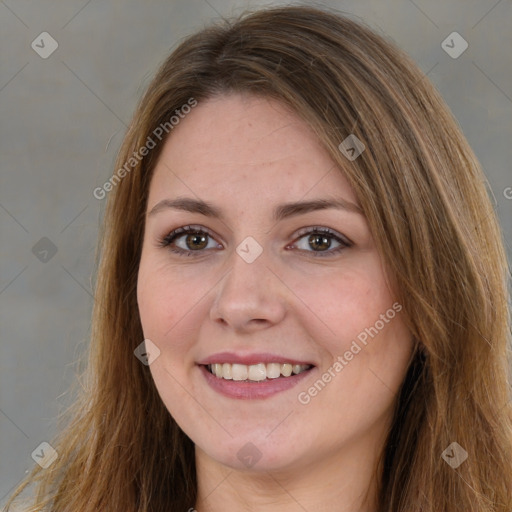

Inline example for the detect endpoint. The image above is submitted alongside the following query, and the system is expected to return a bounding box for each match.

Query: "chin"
[196,433,312,474]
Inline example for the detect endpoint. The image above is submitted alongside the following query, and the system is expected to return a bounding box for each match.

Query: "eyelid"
[158,224,352,257]
[291,225,353,247]
[158,224,222,252]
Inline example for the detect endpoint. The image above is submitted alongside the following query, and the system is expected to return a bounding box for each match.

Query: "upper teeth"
[208,362,311,381]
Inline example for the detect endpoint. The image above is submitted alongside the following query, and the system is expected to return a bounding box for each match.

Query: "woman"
[5,5,512,512]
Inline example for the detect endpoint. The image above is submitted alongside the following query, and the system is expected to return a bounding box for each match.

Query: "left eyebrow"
[147,197,363,221]
[273,198,363,220]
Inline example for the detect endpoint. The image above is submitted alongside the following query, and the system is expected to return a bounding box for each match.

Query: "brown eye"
[159,225,221,256]
[307,233,332,252]
[184,233,208,250]
[291,227,352,257]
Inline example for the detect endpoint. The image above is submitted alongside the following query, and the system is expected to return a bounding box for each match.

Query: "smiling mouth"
[205,362,313,382]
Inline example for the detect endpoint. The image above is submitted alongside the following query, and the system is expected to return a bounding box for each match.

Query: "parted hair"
[5,5,512,511]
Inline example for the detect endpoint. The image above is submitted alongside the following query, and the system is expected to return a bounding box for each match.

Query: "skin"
[137,93,414,512]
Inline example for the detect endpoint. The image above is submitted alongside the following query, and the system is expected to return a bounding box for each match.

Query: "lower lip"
[199,365,314,400]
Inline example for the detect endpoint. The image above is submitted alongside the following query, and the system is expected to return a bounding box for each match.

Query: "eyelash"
[157,224,352,258]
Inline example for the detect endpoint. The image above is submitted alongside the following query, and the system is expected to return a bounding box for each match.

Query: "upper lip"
[197,352,315,367]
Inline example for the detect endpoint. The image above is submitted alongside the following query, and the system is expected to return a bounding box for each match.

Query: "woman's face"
[137,93,413,474]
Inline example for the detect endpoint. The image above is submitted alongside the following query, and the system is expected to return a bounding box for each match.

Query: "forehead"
[148,93,357,207]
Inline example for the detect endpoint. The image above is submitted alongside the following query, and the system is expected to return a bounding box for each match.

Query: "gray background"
[1,0,511,502]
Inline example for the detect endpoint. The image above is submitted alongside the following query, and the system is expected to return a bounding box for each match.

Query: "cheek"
[311,268,411,404]
[292,260,393,351]
[137,255,216,355]
[137,257,185,348]
[137,270,166,341]
[137,260,202,413]
[292,255,412,396]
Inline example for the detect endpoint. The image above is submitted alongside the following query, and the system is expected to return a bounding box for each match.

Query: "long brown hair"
[5,5,512,511]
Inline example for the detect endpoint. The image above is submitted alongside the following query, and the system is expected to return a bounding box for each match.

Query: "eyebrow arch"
[147,196,363,221]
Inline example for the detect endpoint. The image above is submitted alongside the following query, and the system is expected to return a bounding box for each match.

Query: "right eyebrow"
[147,196,363,221]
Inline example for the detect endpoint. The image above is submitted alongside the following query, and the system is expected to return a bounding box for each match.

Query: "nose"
[209,245,287,333]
